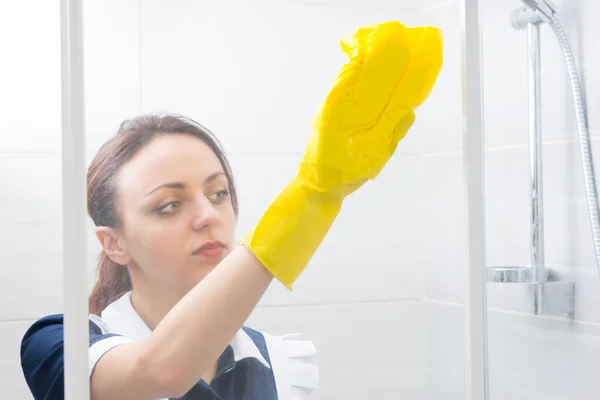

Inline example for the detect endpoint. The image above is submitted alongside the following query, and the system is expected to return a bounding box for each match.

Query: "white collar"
[99,292,270,368]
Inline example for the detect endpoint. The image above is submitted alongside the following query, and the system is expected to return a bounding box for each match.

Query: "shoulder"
[20,315,66,400]
[21,314,121,356]
[20,314,67,379]
[21,314,107,365]
[242,326,320,397]
[22,314,108,346]
[20,314,132,400]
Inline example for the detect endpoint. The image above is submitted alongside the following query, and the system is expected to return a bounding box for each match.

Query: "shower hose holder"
[487,0,574,318]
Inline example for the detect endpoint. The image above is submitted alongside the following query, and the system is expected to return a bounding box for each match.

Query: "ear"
[95,226,131,266]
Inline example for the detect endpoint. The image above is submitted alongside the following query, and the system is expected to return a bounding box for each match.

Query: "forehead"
[118,134,225,196]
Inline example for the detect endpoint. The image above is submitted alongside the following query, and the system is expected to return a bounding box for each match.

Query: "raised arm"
[22,20,443,400]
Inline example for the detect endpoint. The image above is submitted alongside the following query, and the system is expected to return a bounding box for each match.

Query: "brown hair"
[87,113,238,315]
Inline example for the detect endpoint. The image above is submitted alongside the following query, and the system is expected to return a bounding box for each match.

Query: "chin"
[193,261,219,278]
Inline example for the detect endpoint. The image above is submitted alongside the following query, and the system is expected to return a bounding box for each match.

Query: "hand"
[241,20,443,289]
[302,21,442,194]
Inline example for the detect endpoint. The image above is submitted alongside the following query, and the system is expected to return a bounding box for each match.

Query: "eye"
[157,201,181,214]
[208,189,230,203]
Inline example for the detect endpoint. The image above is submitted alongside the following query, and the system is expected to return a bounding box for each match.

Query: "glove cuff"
[240,172,344,289]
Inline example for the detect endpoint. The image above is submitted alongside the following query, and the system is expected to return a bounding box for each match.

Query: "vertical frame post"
[460,0,489,399]
[60,0,89,399]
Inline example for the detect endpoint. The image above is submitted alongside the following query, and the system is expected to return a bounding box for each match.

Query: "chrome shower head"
[520,0,557,20]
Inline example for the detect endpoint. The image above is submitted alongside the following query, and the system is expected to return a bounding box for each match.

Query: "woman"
[20,21,442,400]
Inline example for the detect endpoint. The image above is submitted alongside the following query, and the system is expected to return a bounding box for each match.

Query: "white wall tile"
[426,302,600,400]
[139,0,422,155]
[287,0,445,12]
[487,310,600,400]
[425,300,465,400]
[0,246,63,322]
[0,1,61,152]
[541,139,600,270]
[247,301,426,399]
[0,154,62,224]
[480,0,599,148]
[0,153,100,321]
[483,139,600,322]
[230,152,423,306]
[423,0,600,398]
[0,154,64,321]
[567,267,600,323]
[480,0,530,149]
[577,0,600,137]
[484,146,531,269]
[415,0,462,155]
[83,0,142,154]
[0,320,36,399]
[420,152,466,303]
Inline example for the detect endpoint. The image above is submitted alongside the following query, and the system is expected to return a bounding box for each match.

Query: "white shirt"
[87,292,319,399]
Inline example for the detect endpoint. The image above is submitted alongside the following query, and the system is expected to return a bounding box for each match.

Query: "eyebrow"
[144,172,226,197]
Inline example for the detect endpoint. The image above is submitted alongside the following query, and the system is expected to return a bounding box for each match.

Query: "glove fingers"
[319,24,380,111]
[361,111,416,181]
[340,24,375,57]
[384,26,443,118]
[316,21,428,133]
[346,21,414,120]
[388,111,416,157]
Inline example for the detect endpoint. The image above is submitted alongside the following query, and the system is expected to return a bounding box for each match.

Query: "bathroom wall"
[0,0,438,398]
[6,1,594,399]
[423,0,600,399]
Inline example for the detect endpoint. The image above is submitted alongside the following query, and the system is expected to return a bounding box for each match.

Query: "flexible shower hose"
[549,15,600,277]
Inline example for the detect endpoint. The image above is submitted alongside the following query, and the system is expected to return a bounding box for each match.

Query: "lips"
[193,241,226,258]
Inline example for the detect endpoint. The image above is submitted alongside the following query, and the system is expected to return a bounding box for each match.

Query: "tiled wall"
[5,0,596,399]
[0,0,431,398]
[424,0,600,399]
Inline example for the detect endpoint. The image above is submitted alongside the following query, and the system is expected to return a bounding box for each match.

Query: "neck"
[128,271,189,331]
[127,269,220,383]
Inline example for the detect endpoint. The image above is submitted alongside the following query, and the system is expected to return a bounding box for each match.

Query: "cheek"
[221,205,237,240]
[123,215,186,269]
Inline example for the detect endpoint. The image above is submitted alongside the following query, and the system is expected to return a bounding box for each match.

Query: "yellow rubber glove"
[241,20,443,289]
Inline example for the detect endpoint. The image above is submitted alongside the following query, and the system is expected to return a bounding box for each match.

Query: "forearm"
[138,245,274,396]
[138,173,345,396]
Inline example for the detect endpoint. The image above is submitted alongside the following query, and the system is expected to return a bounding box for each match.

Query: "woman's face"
[110,133,236,292]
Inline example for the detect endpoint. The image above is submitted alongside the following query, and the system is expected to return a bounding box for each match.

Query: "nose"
[191,195,219,231]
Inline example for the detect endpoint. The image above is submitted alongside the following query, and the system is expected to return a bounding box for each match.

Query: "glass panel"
[420,1,470,399]
[7,0,465,398]
[482,1,600,399]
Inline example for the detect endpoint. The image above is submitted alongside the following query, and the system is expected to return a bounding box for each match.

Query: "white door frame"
[460,0,490,399]
[60,0,90,399]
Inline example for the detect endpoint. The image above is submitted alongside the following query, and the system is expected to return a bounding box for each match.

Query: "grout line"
[0,150,62,154]
[0,150,416,157]
[0,318,36,324]
[3,141,594,158]
[287,0,422,13]
[486,307,600,327]
[421,150,463,157]
[138,0,144,114]
[256,297,423,309]
[0,149,104,155]
[421,136,600,157]
[423,298,600,327]
[6,303,600,327]
[417,0,458,13]
[226,151,421,156]
[424,298,465,307]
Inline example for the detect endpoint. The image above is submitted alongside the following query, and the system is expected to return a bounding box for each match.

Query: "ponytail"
[88,251,132,315]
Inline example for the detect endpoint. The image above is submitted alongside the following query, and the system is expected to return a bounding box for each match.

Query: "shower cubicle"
[465,0,597,398]
[44,0,600,400]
